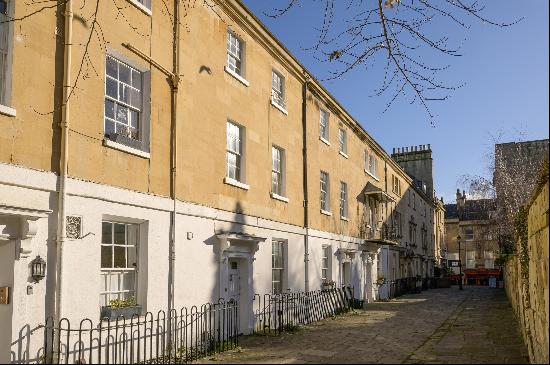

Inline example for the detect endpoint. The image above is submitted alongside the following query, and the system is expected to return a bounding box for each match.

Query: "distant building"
[493,139,549,237]
[391,144,445,267]
[444,191,500,285]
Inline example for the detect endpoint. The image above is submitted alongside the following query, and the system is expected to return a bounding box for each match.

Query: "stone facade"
[444,192,500,284]
[504,182,549,364]
[0,1,444,362]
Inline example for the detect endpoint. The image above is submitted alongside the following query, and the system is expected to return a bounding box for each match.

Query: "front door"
[228,259,240,303]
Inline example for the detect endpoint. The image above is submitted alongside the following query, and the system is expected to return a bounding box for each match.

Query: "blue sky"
[241,0,549,203]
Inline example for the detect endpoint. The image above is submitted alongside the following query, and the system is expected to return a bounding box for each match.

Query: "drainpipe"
[301,72,310,292]
[53,0,72,361]
[55,0,72,332]
[168,0,181,344]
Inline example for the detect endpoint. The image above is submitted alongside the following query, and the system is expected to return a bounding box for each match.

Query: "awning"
[363,182,395,203]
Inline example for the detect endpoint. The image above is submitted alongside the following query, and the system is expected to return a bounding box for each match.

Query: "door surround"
[215,232,266,334]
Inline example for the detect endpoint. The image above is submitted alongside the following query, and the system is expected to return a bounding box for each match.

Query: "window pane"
[272,269,282,282]
[119,83,130,104]
[106,57,118,78]
[114,223,126,245]
[102,222,112,244]
[106,77,118,99]
[131,70,142,88]
[105,99,115,119]
[119,63,131,84]
[113,246,126,268]
[127,246,137,269]
[104,119,115,137]
[101,246,112,268]
[272,281,281,294]
[129,88,142,109]
[116,105,128,124]
[122,272,135,291]
[129,109,139,129]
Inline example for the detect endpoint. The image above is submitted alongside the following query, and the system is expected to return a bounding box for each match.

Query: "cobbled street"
[196,286,528,364]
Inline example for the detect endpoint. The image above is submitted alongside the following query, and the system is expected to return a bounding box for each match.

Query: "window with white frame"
[465,227,474,241]
[271,145,284,196]
[136,0,151,10]
[340,181,348,218]
[0,0,13,108]
[369,154,378,178]
[338,128,347,155]
[392,175,401,196]
[321,245,331,281]
[272,240,286,294]
[320,109,329,141]
[105,55,143,143]
[226,121,243,181]
[100,221,139,307]
[484,251,494,269]
[227,31,244,77]
[466,251,476,269]
[271,70,285,108]
[320,171,330,212]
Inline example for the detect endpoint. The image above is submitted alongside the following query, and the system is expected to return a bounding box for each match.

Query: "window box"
[321,280,335,291]
[100,305,142,321]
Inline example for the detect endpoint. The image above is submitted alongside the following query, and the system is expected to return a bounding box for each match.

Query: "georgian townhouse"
[0,0,444,362]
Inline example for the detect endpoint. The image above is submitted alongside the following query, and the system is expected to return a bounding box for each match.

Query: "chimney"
[456,189,467,220]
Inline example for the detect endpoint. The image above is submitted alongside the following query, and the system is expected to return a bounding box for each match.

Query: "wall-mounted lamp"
[31,255,46,283]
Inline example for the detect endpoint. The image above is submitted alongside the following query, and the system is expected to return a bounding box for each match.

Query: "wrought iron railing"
[41,299,238,364]
[253,286,353,334]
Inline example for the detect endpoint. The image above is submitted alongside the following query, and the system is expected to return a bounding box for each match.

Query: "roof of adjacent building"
[444,199,496,221]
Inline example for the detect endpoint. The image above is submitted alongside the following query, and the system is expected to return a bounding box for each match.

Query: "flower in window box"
[100,296,142,321]
[321,279,336,290]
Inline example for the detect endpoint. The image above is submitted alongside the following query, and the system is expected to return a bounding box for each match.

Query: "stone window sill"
[339,151,349,159]
[365,169,380,181]
[103,138,150,159]
[127,0,152,16]
[224,176,250,190]
[320,137,330,146]
[270,192,289,203]
[321,209,332,216]
[224,66,250,87]
[0,104,16,117]
[341,216,349,222]
[271,99,288,115]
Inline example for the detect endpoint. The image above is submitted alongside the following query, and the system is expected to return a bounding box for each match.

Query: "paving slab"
[195,286,529,364]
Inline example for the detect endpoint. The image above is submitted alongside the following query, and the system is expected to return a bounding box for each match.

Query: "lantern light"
[31,255,46,283]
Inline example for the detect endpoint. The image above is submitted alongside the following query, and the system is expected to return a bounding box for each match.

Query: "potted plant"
[375,273,385,286]
[100,296,141,321]
[321,279,336,290]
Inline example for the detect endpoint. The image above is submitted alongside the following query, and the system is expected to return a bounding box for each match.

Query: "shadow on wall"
[10,324,44,364]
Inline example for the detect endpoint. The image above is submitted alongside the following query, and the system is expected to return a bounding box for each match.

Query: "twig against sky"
[264,0,522,125]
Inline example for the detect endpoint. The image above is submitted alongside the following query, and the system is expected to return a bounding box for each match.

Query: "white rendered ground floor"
[0,162,433,363]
